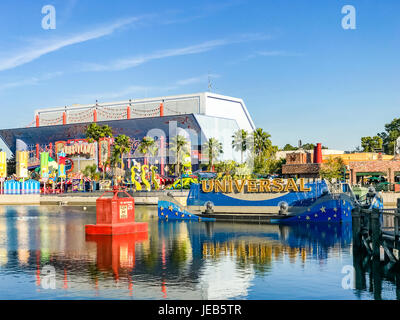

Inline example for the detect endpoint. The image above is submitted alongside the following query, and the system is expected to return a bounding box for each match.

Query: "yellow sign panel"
[0,152,6,178]
[16,151,29,178]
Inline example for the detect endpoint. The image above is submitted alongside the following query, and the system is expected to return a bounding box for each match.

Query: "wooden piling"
[395,198,400,241]
[371,208,381,258]
[352,206,361,250]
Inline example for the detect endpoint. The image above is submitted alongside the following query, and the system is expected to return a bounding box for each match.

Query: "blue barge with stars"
[184,179,379,223]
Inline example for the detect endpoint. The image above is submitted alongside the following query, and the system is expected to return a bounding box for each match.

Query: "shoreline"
[0,190,190,206]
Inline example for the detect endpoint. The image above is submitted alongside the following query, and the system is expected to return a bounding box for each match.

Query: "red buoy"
[85,186,148,235]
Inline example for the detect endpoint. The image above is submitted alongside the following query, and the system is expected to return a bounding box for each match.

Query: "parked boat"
[185,179,383,223]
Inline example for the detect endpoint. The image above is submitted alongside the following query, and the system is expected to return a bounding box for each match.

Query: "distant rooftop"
[32,92,255,132]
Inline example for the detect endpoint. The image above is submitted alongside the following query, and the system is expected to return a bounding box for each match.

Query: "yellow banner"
[0,152,6,178]
[16,151,29,178]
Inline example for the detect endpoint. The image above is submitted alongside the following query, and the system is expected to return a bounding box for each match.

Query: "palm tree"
[253,128,272,157]
[169,135,190,175]
[82,164,100,191]
[86,123,113,177]
[85,123,113,142]
[138,136,157,164]
[202,137,223,171]
[111,135,131,185]
[232,129,248,163]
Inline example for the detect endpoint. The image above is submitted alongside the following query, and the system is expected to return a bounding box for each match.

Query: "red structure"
[86,233,148,281]
[85,187,148,235]
[313,143,322,164]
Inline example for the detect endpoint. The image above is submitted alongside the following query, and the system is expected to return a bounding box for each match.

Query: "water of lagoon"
[0,205,398,300]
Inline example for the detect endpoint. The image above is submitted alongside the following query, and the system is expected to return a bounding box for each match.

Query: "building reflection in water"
[1,205,400,299]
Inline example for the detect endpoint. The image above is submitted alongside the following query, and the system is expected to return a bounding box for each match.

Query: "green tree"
[232,129,249,163]
[253,128,273,156]
[202,137,223,170]
[282,144,298,151]
[138,136,157,164]
[302,143,315,150]
[169,135,190,175]
[111,134,131,185]
[86,123,113,177]
[378,118,400,154]
[361,136,383,152]
[7,155,15,177]
[319,157,345,182]
[82,164,100,191]
[85,123,113,142]
[282,143,327,151]
[249,128,278,175]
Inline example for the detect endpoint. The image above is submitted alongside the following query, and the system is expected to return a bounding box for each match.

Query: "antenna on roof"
[208,72,213,92]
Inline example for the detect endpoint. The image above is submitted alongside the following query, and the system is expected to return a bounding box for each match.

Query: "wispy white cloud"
[228,50,303,65]
[253,50,303,57]
[0,17,139,72]
[0,72,63,92]
[175,73,220,86]
[83,33,270,72]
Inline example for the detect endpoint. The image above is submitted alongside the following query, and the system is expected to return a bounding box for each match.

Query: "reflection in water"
[0,205,398,299]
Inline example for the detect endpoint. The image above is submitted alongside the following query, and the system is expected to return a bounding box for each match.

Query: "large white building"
[1,92,256,165]
[34,92,255,132]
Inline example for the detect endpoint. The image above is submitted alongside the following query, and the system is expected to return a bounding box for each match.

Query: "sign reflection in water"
[0,205,399,299]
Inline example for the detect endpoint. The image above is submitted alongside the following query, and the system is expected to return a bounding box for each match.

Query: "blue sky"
[0,0,399,151]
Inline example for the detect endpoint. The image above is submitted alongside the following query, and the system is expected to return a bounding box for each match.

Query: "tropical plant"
[232,129,248,163]
[111,134,131,185]
[361,136,383,152]
[378,118,400,154]
[282,143,298,151]
[253,128,273,157]
[85,123,113,142]
[319,157,346,182]
[6,155,15,177]
[82,164,100,191]
[138,136,158,164]
[86,123,113,177]
[169,135,190,175]
[202,137,223,171]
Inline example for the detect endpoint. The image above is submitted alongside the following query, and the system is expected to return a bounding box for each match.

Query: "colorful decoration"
[141,165,151,191]
[98,137,111,170]
[0,152,7,178]
[58,152,66,178]
[131,165,142,191]
[40,152,49,178]
[150,165,160,190]
[167,177,199,190]
[16,151,29,178]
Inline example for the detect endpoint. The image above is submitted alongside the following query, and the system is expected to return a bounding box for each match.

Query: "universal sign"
[201,178,312,193]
